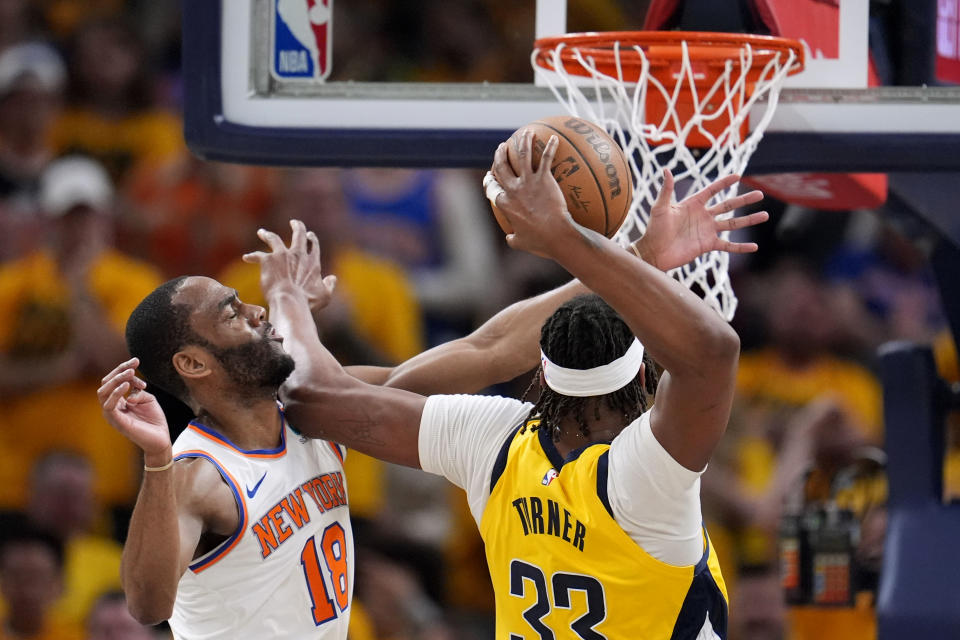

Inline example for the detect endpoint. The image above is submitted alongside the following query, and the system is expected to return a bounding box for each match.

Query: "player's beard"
[211,334,296,395]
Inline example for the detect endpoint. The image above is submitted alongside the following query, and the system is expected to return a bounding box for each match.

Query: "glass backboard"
[183,0,960,171]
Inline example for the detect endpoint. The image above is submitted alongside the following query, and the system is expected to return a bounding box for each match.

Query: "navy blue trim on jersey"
[188,416,287,457]
[596,451,613,517]
[538,423,567,470]
[669,529,728,640]
[175,452,247,572]
[693,528,711,576]
[490,425,522,493]
[537,425,612,472]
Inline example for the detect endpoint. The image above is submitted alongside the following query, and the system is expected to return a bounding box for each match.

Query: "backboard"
[183,0,960,172]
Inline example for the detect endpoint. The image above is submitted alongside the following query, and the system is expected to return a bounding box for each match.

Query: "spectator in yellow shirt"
[0,42,65,261]
[705,261,883,640]
[0,156,163,509]
[51,19,184,185]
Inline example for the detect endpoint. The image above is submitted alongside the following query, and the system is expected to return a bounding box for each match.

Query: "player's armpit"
[122,457,234,624]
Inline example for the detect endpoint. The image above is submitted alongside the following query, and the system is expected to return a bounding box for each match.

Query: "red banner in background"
[743,174,888,211]
[937,0,960,83]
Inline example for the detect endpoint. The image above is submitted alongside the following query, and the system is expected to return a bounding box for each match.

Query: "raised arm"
[246,224,427,468]
[491,131,746,471]
[377,279,587,394]
[97,360,203,623]
[348,171,765,395]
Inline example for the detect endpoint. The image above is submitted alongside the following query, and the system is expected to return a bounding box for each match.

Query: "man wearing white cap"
[0,41,66,260]
[247,131,752,639]
[0,155,162,513]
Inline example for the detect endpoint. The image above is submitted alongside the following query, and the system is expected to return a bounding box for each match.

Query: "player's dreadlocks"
[522,294,659,441]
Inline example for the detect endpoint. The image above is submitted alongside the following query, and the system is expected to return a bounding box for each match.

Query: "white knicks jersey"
[169,409,353,640]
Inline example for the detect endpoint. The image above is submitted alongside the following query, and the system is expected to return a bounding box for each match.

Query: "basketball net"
[533,32,803,320]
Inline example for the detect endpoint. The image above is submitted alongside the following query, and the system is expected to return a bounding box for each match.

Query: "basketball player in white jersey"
[97,160,763,638]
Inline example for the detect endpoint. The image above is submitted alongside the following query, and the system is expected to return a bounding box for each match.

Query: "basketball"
[491,115,633,239]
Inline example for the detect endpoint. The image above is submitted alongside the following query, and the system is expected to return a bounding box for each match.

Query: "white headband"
[541,339,645,397]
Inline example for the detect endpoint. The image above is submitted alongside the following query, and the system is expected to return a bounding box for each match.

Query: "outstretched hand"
[242,219,337,309]
[636,169,768,271]
[98,358,171,461]
[489,129,579,258]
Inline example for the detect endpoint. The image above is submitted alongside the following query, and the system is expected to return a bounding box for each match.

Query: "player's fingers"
[97,368,137,401]
[717,239,760,254]
[491,142,517,186]
[719,211,769,232]
[241,251,267,264]
[322,274,337,294]
[257,228,286,253]
[708,190,764,216]
[290,219,308,254]
[653,168,674,208]
[100,358,139,385]
[124,388,156,406]
[483,171,506,209]
[692,173,741,204]
[306,231,324,271]
[102,380,131,412]
[517,129,535,175]
[538,135,559,177]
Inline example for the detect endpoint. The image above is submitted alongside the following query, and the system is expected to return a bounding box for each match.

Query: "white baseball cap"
[0,42,66,96]
[39,156,115,217]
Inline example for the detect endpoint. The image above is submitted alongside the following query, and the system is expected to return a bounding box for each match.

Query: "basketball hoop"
[533,31,805,320]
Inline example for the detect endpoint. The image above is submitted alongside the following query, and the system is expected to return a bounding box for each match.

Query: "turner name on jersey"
[510,495,587,552]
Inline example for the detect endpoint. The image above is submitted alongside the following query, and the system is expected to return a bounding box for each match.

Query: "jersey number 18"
[300,523,350,625]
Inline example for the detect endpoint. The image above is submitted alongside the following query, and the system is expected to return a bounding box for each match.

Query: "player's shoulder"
[173,456,233,502]
[426,393,532,423]
[428,392,530,409]
[170,455,243,534]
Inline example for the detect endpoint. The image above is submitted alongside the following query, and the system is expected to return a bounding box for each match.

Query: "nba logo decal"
[271,0,333,81]
[541,468,559,486]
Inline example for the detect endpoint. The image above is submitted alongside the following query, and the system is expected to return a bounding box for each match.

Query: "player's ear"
[639,362,646,387]
[173,346,214,381]
[539,367,546,388]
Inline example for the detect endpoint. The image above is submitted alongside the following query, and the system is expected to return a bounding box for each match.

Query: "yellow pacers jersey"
[481,421,728,639]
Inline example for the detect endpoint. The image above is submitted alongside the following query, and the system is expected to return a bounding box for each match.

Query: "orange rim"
[534,31,805,83]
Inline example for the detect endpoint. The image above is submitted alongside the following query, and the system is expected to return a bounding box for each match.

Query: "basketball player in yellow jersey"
[250,131,751,639]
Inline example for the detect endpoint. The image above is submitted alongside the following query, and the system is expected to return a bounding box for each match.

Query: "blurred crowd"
[0,2,956,640]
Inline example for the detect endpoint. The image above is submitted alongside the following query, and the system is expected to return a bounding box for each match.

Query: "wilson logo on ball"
[563,118,624,199]
[492,115,633,239]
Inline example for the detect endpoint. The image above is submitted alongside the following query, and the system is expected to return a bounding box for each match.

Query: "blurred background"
[0,1,956,639]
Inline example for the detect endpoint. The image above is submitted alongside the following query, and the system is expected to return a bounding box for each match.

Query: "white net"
[533,35,801,320]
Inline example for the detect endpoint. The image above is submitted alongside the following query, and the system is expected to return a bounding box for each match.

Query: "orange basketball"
[491,115,633,238]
